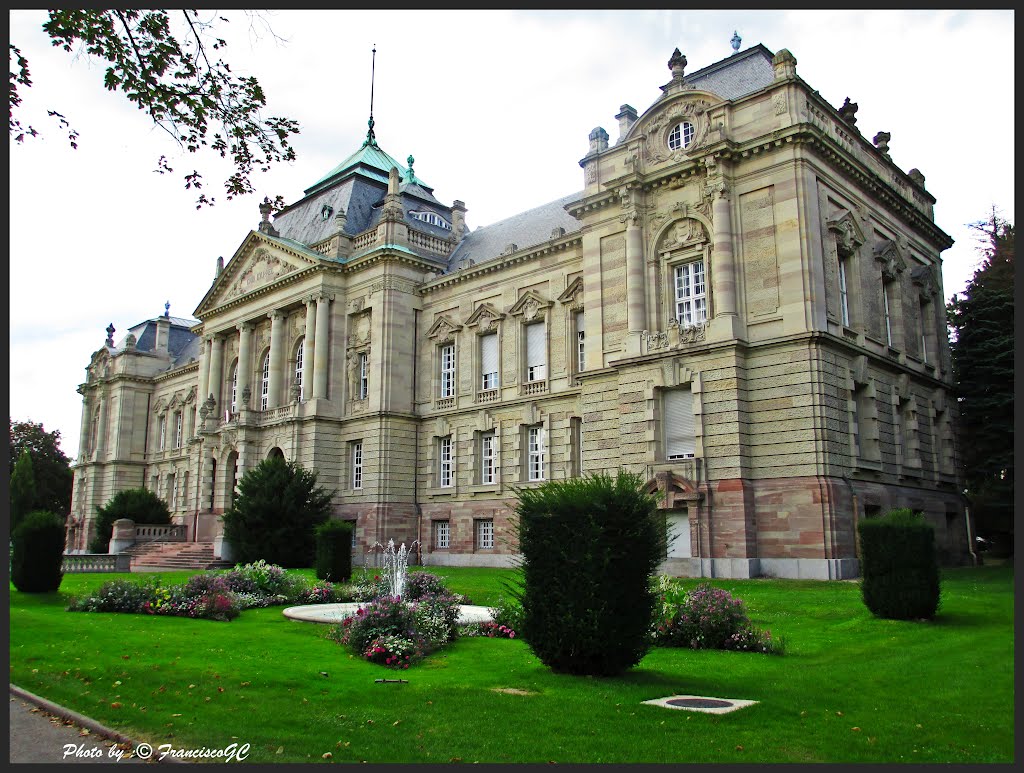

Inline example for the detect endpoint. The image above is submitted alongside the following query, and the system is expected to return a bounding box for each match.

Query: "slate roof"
[681,44,775,101]
[116,315,200,373]
[446,193,582,272]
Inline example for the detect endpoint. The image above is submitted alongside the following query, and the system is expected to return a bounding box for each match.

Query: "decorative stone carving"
[642,98,713,166]
[426,314,462,343]
[465,303,505,331]
[872,131,891,157]
[557,277,584,311]
[773,92,788,115]
[226,248,294,300]
[837,97,859,127]
[509,291,551,322]
[241,385,252,406]
[827,211,866,257]
[659,217,707,251]
[348,312,372,345]
[912,264,939,299]
[873,239,906,280]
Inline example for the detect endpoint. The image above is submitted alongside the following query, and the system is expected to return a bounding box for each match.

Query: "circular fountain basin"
[282,602,493,625]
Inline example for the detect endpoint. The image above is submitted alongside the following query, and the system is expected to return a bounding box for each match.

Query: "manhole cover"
[666,698,734,709]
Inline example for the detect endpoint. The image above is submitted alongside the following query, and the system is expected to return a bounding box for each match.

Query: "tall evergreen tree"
[947,211,1014,545]
[9,419,73,517]
[10,449,37,532]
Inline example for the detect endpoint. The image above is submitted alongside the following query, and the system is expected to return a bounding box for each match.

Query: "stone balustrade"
[408,227,454,256]
[63,553,132,573]
[135,524,187,542]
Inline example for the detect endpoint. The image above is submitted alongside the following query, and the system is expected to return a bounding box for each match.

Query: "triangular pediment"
[195,232,321,316]
[873,239,906,279]
[426,314,463,341]
[557,276,584,309]
[464,302,505,331]
[911,264,939,299]
[643,471,703,509]
[508,290,551,321]
[827,210,866,257]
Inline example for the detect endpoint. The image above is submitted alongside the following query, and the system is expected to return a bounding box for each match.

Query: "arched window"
[294,337,304,399]
[260,352,271,410]
[230,362,238,414]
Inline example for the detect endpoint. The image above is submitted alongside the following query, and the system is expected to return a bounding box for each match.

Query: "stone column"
[207,334,225,409]
[312,294,331,399]
[706,157,741,342]
[95,392,108,458]
[625,212,646,332]
[267,311,285,409]
[236,322,252,408]
[199,454,215,514]
[196,337,210,413]
[302,298,317,400]
[77,389,91,460]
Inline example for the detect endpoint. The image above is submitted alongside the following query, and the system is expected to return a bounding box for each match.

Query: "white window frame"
[358,352,369,400]
[440,343,456,398]
[575,310,585,373]
[475,518,494,550]
[167,472,176,510]
[439,435,454,488]
[664,388,696,460]
[674,260,707,326]
[668,121,695,151]
[261,352,270,410]
[480,333,499,390]
[838,257,851,327]
[230,363,238,414]
[481,431,497,485]
[295,337,304,398]
[433,520,450,549]
[174,411,182,449]
[351,441,363,490]
[882,280,893,346]
[525,322,546,382]
[528,425,546,482]
[158,415,166,451]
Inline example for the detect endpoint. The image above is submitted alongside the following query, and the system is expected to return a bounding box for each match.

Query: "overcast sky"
[9,9,1015,462]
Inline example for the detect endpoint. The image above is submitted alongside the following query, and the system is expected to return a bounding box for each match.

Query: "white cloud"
[8,9,1014,460]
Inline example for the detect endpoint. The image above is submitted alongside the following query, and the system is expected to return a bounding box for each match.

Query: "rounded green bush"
[515,471,665,676]
[12,510,66,593]
[89,488,171,553]
[315,520,354,582]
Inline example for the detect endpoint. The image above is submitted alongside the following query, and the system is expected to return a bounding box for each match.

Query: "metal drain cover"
[666,697,734,709]
[642,694,758,714]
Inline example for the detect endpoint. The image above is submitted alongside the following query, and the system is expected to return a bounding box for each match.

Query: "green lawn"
[9,564,1014,763]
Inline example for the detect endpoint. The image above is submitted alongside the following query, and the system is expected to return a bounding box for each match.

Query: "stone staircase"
[125,540,234,571]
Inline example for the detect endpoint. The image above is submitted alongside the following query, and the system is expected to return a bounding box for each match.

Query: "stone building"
[68,42,969,578]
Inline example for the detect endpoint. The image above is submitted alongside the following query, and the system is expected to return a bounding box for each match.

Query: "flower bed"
[66,560,352,622]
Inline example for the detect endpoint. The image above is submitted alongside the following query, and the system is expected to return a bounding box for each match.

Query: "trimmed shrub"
[9,449,36,532]
[315,520,353,582]
[222,456,333,568]
[11,510,65,592]
[514,470,665,676]
[89,488,171,553]
[858,508,941,620]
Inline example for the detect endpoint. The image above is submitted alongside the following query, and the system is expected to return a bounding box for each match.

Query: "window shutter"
[481,334,498,378]
[526,323,545,369]
[665,388,695,458]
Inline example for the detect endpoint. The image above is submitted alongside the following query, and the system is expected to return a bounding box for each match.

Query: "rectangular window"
[440,343,456,398]
[174,412,183,449]
[149,474,159,492]
[351,441,363,490]
[674,261,707,326]
[481,431,497,484]
[575,311,585,373]
[475,518,494,550]
[439,435,454,488]
[528,425,546,481]
[838,258,850,327]
[480,333,499,390]
[526,322,546,382]
[433,520,450,550]
[570,416,583,477]
[167,473,177,510]
[882,281,893,346]
[295,341,304,399]
[664,388,696,459]
[358,352,369,400]
[182,471,189,512]
[851,392,861,458]
[158,416,167,451]
[919,300,929,363]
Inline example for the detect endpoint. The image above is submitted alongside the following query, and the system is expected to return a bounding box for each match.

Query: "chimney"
[588,126,609,156]
[615,105,638,143]
[451,200,468,241]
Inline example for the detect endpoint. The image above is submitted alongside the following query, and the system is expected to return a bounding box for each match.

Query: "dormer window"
[667,121,695,151]
[410,210,452,230]
[321,205,333,221]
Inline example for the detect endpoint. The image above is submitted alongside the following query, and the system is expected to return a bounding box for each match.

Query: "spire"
[731,31,742,54]
[405,155,415,184]
[164,301,170,318]
[364,45,378,148]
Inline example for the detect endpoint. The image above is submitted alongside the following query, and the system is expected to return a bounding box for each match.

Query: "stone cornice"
[154,360,200,383]
[565,191,617,219]
[197,264,328,320]
[342,246,446,275]
[420,236,583,294]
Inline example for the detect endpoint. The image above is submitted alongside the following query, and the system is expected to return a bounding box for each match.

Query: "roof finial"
[105,323,115,347]
[405,154,415,183]
[731,31,742,54]
[668,48,687,80]
[365,44,378,148]
[164,301,170,318]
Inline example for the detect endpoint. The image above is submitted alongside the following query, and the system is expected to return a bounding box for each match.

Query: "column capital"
[268,310,286,323]
[237,321,253,334]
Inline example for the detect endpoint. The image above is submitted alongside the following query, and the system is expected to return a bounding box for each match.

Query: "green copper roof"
[305,137,428,196]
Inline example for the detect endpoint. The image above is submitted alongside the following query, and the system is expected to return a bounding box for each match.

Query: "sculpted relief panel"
[225,248,300,301]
